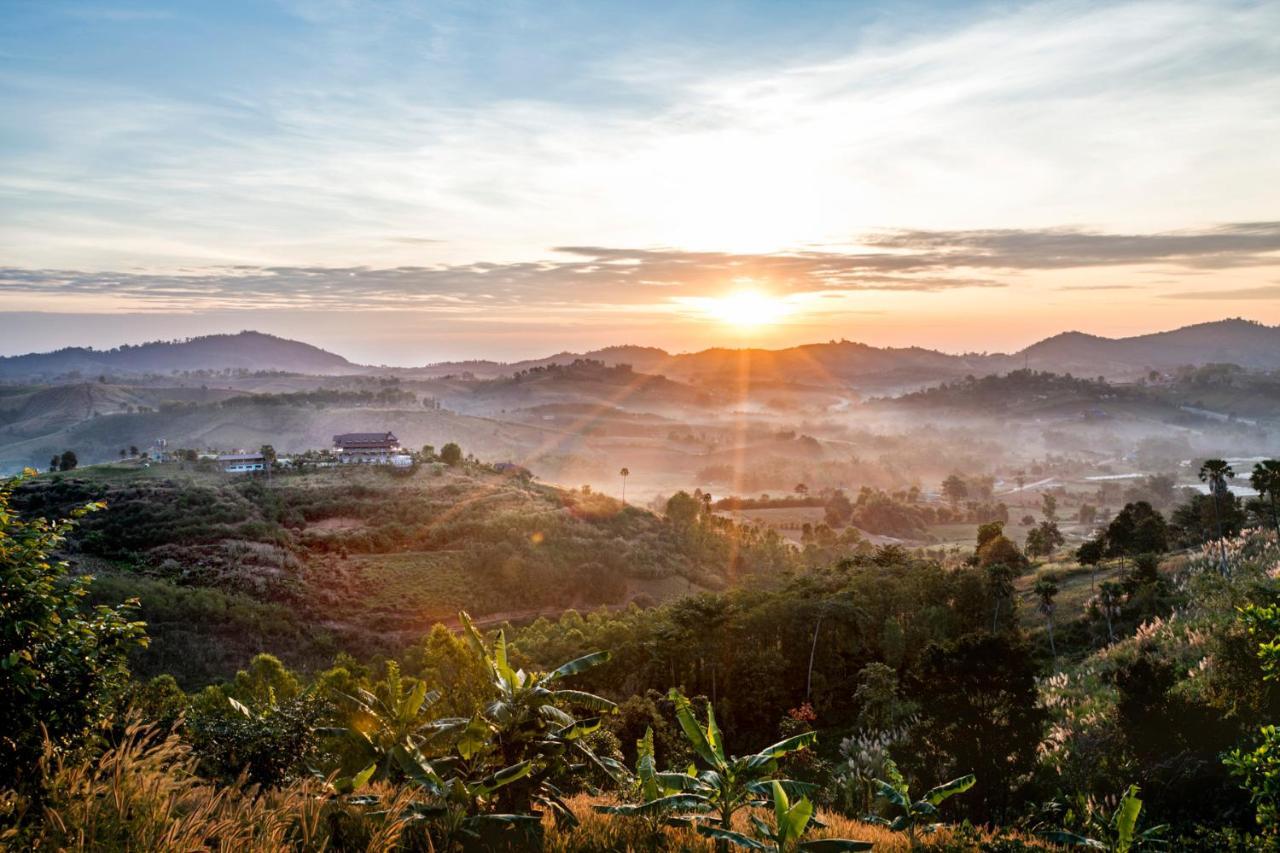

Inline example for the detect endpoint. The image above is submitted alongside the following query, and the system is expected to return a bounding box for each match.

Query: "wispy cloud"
[1165,284,1280,300]
[3,222,1277,313]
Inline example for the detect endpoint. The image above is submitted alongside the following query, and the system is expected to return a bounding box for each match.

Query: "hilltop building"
[333,431,401,464]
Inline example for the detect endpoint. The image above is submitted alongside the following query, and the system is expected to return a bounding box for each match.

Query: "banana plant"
[320,660,462,785]
[866,758,975,851]
[698,781,873,852]
[394,728,544,851]
[1042,784,1168,852]
[458,611,624,823]
[667,688,820,833]
[594,726,709,833]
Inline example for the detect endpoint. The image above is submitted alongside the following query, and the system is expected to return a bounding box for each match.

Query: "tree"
[1249,459,1280,535]
[1076,537,1105,593]
[259,444,276,482]
[0,473,147,786]
[620,467,630,503]
[129,444,139,457]
[1041,493,1058,524]
[59,449,78,471]
[119,448,127,459]
[985,563,1016,632]
[1034,575,1060,667]
[1025,520,1064,558]
[1097,581,1123,642]
[1078,503,1097,525]
[794,483,808,496]
[941,475,968,506]
[1103,502,1168,563]
[420,444,436,461]
[49,455,59,472]
[908,633,1045,823]
[1199,458,1235,572]
[440,442,463,466]
[825,490,854,528]
[666,491,703,529]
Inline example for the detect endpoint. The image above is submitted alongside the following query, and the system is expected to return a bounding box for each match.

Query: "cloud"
[1165,284,1280,300]
[863,223,1280,270]
[4,220,1279,312]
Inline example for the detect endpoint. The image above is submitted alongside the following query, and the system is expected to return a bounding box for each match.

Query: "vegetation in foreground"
[3,462,1280,850]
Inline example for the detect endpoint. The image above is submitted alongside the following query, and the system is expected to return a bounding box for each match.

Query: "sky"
[1,0,1278,364]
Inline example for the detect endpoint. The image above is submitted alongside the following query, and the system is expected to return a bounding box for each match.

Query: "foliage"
[1041,784,1168,852]
[866,758,975,851]
[0,472,147,786]
[667,687,820,831]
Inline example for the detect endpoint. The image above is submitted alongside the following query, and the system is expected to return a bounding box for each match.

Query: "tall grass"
[3,730,1055,851]
[2,725,416,852]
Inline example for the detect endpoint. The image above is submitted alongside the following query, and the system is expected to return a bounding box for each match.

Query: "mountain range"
[1,319,1276,384]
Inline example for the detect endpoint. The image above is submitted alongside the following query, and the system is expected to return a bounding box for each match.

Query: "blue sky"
[1,0,1278,362]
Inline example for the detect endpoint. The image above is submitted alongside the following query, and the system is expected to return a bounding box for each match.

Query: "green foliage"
[1226,602,1280,832]
[666,687,819,832]
[1042,784,1168,852]
[0,472,147,785]
[701,781,873,851]
[866,758,975,851]
[439,442,463,466]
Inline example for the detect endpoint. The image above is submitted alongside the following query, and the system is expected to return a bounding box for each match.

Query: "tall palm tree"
[619,467,630,503]
[1199,458,1234,573]
[1250,460,1280,536]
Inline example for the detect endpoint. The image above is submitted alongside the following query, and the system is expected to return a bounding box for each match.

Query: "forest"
[3,455,1280,851]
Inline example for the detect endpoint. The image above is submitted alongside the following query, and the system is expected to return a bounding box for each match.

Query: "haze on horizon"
[2,0,1279,364]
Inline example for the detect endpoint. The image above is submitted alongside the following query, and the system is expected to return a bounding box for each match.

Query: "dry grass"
[1,725,417,852]
[3,734,1056,851]
[543,794,1056,852]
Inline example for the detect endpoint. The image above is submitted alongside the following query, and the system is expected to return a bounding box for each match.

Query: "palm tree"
[1250,460,1280,535]
[1198,459,1234,572]
[1034,575,1060,668]
[620,467,630,503]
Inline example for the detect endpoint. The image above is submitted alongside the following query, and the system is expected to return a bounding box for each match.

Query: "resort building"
[217,452,265,473]
[333,431,401,464]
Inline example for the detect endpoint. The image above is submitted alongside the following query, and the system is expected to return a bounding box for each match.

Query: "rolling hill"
[0,331,356,378]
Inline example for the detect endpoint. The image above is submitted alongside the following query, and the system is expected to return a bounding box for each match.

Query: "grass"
[4,733,1057,853]
[545,794,1057,852]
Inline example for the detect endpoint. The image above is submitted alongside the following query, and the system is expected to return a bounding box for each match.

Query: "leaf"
[556,716,601,741]
[754,730,818,761]
[547,650,611,681]
[458,610,487,658]
[872,778,909,811]
[706,703,726,763]
[783,794,814,842]
[597,794,711,817]
[350,762,376,791]
[403,679,429,722]
[1114,784,1142,852]
[550,689,617,712]
[668,688,719,767]
[924,773,976,806]
[227,696,253,718]
[694,824,769,849]
[476,761,533,795]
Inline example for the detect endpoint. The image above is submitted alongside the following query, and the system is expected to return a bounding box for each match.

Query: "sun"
[707,290,790,328]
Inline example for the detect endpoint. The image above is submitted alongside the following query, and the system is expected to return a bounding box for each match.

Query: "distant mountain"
[1012,319,1280,374]
[0,331,355,378]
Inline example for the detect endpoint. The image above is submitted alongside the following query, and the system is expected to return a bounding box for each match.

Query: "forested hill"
[0,331,355,378]
[12,460,796,686]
